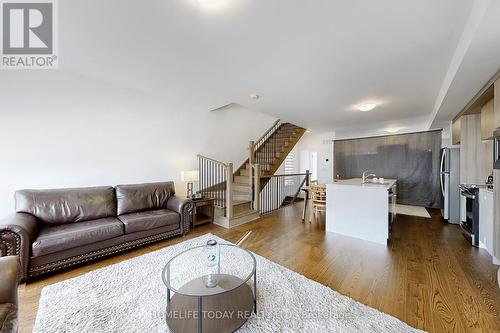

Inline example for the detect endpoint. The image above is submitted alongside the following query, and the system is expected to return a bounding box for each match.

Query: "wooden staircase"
[198,121,307,228]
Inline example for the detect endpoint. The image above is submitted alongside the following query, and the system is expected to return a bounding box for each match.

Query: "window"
[284,149,296,185]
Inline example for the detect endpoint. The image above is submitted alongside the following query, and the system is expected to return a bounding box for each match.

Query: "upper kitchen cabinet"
[453,70,499,142]
[452,118,461,145]
[495,78,500,129]
[481,98,494,140]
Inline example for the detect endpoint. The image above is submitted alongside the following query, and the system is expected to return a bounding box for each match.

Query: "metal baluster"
[219,164,221,207]
[201,159,204,198]
[220,164,222,208]
[214,162,217,205]
[279,176,282,209]
[222,165,226,216]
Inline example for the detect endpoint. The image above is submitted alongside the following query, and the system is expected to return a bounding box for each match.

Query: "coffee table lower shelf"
[166,276,254,333]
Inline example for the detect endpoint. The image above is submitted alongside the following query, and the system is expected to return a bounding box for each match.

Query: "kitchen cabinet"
[495,79,500,129]
[481,99,494,140]
[460,114,481,184]
[494,169,500,264]
[460,113,493,185]
[452,117,461,145]
[479,188,494,255]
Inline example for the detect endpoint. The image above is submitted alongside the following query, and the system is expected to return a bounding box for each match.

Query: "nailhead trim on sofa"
[28,228,183,277]
[0,231,21,257]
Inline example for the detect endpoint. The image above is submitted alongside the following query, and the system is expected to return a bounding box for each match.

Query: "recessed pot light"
[385,128,399,133]
[357,103,377,112]
[306,130,311,133]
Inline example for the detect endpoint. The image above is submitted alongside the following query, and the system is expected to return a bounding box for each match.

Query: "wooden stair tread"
[233,199,251,205]
[231,209,260,219]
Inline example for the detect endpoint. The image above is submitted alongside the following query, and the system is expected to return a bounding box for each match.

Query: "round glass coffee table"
[162,242,257,333]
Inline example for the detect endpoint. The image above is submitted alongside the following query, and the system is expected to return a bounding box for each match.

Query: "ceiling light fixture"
[250,94,260,100]
[357,103,377,112]
[385,128,400,133]
[197,0,228,10]
[306,130,311,133]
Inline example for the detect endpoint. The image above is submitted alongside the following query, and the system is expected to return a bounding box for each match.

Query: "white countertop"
[329,178,397,190]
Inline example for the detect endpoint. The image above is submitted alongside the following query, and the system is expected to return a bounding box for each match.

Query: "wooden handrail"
[254,119,280,146]
[197,154,228,167]
[290,173,309,204]
[260,172,308,178]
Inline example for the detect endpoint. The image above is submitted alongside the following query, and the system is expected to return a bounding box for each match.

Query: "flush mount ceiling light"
[306,130,311,133]
[385,128,400,133]
[249,93,261,100]
[197,0,228,10]
[357,103,377,112]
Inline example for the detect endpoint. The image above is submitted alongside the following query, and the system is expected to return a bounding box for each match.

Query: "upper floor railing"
[249,119,281,171]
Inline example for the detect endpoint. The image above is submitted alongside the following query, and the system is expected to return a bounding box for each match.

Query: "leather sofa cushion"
[30,223,181,269]
[116,182,175,215]
[0,303,17,333]
[15,186,116,224]
[118,209,180,234]
[32,218,124,257]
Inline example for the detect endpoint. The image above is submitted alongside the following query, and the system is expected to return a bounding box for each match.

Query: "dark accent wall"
[334,130,442,208]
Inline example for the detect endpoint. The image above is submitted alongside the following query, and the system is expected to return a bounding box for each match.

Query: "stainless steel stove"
[459,184,479,247]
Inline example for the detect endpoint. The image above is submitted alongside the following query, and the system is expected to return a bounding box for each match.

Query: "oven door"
[460,188,476,245]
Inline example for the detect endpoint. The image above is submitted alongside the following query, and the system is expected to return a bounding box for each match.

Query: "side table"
[192,198,215,229]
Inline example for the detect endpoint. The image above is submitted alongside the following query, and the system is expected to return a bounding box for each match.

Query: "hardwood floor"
[19,204,500,332]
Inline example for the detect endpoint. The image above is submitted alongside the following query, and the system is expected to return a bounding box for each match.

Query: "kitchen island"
[326,178,397,245]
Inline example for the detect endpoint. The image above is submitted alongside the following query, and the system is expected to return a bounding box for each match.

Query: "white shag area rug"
[34,234,424,333]
[394,204,431,218]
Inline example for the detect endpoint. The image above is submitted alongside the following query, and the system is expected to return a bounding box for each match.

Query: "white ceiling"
[430,0,500,129]
[52,0,498,133]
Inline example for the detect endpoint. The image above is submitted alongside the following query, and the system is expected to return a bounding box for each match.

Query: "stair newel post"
[249,141,255,188]
[306,169,310,187]
[249,141,255,165]
[226,163,234,219]
[254,164,261,212]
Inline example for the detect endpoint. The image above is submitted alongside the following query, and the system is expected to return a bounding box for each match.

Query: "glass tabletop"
[162,242,256,297]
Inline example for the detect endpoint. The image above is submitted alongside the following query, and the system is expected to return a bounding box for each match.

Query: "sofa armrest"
[0,256,20,305]
[166,196,193,235]
[0,213,39,280]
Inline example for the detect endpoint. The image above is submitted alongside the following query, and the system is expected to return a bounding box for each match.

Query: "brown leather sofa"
[0,256,20,333]
[0,182,192,280]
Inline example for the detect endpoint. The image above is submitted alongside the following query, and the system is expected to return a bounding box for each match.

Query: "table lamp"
[181,170,199,199]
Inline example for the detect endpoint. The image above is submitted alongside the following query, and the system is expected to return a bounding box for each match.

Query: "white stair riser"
[233,184,251,192]
[234,194,252,201]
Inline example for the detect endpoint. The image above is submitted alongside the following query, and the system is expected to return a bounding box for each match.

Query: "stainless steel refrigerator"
[440,147,460,224]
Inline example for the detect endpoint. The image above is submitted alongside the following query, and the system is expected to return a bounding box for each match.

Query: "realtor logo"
[1,0,57,69]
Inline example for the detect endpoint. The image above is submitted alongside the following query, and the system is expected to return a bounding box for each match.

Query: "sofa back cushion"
[15,186,117,224]
[115,182,175,216]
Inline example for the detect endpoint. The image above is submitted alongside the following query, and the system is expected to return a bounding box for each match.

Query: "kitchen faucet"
[362,171,377,184]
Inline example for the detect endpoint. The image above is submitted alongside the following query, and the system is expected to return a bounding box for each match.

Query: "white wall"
[296,131,335,184]
[0,71,277,218]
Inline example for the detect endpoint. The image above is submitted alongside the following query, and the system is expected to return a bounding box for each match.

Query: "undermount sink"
[363,180,390,185]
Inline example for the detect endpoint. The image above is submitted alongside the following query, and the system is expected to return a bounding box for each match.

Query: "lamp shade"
[181,170,199,182]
